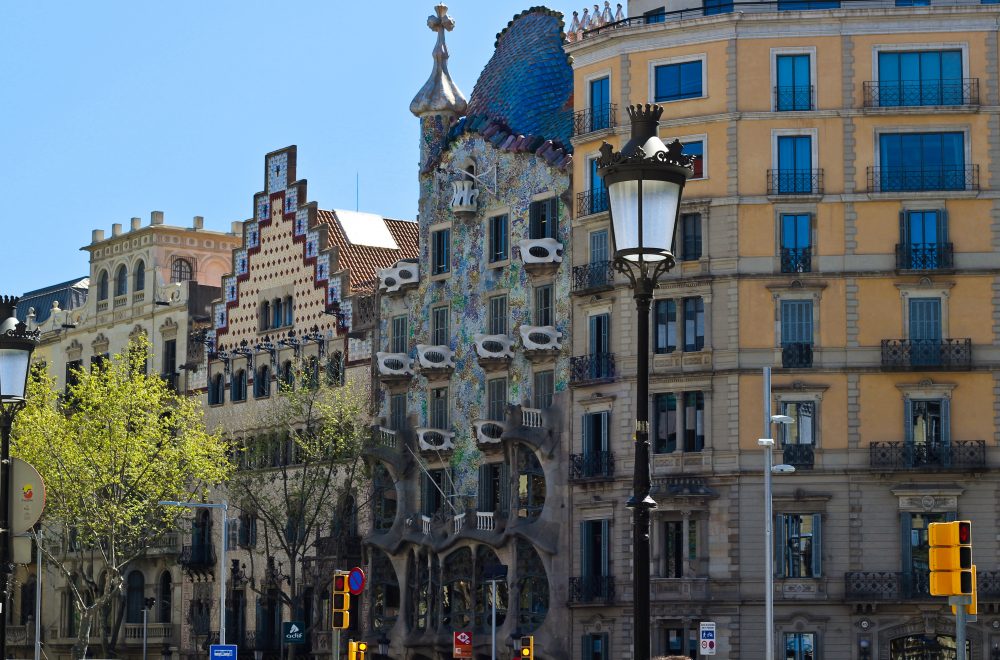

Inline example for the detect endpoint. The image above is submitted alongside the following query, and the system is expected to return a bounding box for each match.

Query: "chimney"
[112,223,122,236]
[193,216,204,230]
[151,211,165,225]
[92,229,105,243]
[231,221,243,235]
[131,217,142,231]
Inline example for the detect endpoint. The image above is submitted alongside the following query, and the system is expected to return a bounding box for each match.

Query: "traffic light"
[347,640,368,660]
[332,570,351,629]
[929,521,974,596]
[520,636,534,660]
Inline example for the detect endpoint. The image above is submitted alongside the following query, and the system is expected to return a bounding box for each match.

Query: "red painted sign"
[453,631,472,658]
[348,566,366,596]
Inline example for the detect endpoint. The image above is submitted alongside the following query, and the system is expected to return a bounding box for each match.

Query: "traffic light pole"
[331,629,340,660]
[949,596,970,658]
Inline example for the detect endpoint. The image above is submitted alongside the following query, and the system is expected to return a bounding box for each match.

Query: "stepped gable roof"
[16,277,89,323]
[317,210,418,294]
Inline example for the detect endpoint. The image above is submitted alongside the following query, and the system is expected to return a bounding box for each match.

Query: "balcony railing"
[774,85,813,111]
[572,261,615,293]
[895,243,954,270]
[570,353,617,385]
[869,440,986,470]
[781,443,814,469]
[780,247,812,273]
[781,342,813,368]
[576,188,609,216]
[351,293,377,331]
[845,571,933,601]
[880,338,971,370]
[569,576,615,604]
[570,452,615,481]
[573,104,617,136]
[179,543,216,570]
[767,169,824,195]
[867,166,979,193]
[863,79,979,107]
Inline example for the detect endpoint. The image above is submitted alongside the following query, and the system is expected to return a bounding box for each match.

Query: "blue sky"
[1,1,577,296]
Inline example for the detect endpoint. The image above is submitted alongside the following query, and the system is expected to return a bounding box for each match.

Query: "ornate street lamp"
[0,296,39,660]
[597,104,693,660]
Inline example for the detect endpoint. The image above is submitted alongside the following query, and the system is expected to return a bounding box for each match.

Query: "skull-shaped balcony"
[472,419,507,450]
[474,334,514,371]
[378,259,419,294]
[450,180,479,216]
[415,344,455,376]
[415,427,455,452]
[516,238,563,277]
[375,352,414,384]
[518,325,562,360]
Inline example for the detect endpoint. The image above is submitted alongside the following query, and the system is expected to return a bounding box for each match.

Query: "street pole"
[34,529,41,660]
[0,411,18,660]
[762,367,774,660]
[219,500,228,647]
[949,596,970,659]
[491,579,497,660]
[143,606,149,660]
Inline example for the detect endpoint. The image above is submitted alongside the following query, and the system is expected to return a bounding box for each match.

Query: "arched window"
[232,369,247,402]
[157,572,172,623]
[515,539,549,632]
[125,570,145,624]
[373,464,397,532]
[254,365,270,398]
[260,302,270,331]
[281,360,294,387]
[326,351,344,387]
[272,298,283,328]
[370,549,400,633]
[115,265,128,297]
[209,373,225,405]
[441,548,473,631]
[98,270,109,301]
[517,446,546,520]
[474,546,507,632]
[170,258,193,283]
[133,260,146,291]
[283,296,293,326]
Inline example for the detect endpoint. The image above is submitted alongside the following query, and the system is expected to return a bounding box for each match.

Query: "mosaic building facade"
[366,7,575,659]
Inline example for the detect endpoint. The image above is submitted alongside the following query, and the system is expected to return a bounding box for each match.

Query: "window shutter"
[499,462,510,514]
[581,635,590,660]
[600,632,610,660]
[775,514,786,578]
[900,512,912,593]
[529,202,540,238]
[903,397,914,445]
[899,211,908,243]
[548,197,560,238]
[600,519,610,576]
[600,411,610,453]
[940,398,951,468]
[811,513,823,577]
[581,522,591,576]
[939,208,949,243]
[478,465,489,511]
[582,414,593,456]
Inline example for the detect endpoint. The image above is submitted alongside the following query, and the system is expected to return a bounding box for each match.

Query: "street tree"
[11,337,231,659]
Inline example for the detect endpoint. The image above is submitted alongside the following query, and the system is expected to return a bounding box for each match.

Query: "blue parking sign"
[210,645,238,660]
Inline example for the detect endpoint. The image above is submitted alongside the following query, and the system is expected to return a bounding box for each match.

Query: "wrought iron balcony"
[895,243,954,271]
[570,353,617,385]
[350,293,377,332]
[880,338,971,370]
[569,576,615,604]
[780,247,812,273]
[781,342,813,368]
[869,440,985,470]
[572,261,615,293]
[781,443,814,469]
[863,79,979,107]
[867,166,979,193]
[573,104,617,136]
[774,85,814,111]
[767,169,823,195]
[576,188,609,216]
[179,543,216,571]
[844,571,933,601]
[569,451,615,481]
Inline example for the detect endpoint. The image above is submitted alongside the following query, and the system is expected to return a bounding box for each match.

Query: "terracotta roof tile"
[316,210,418,294]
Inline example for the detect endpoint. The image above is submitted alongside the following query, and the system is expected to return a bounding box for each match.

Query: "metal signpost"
[482,563,507,660]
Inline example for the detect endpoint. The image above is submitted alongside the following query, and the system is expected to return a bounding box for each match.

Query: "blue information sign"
[210,645,238,660]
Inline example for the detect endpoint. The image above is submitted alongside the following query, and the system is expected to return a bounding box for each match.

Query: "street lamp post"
[0,296,39,660]
[160,500,228,645]
[597,104,694,660]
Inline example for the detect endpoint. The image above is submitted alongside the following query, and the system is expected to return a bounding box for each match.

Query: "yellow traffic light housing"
[520,636,534,660]
[332,570,351,629]
[356,641,368,660]
[347,641,357,660]
[929,521,974,597]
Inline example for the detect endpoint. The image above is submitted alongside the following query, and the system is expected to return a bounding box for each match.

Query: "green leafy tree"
[11,337,231,659]
[224,358,370,655]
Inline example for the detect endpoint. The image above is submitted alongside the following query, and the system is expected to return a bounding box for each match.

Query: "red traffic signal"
[958,521,971,544]
[334,574,347,591]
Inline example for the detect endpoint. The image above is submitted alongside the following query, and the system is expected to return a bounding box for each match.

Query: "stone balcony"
[474,334,514,370]
[472,419,506,449]
[378,259,419,294]
[516,238,563,276]
[415,344,455,374]
[415,427,455,451]
[375,352,414,381]
[518,325,562,358]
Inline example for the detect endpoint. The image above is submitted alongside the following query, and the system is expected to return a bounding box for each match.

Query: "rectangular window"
[682,140,704,179]
[389,393,407,431]
[878,50,963,106]
[391,315,408,354]
[533,370,554,409]
[534,285,553,326]
[784,632,816,660]
[582,411,609,456]
[776,514,822,577]
[65,359,83,395]
[683,392,704,452]
[477,462,509,514]
[704,0,734,14]
[664,626,699,657]
[780,213,812,273]
[654,300,677,354]
[878,132,966,191]
[581,519,610,577]
[781,300,814,345]
[776,54,812,111]
[162,339,177,376]
[582,632,610,660]
[680,213,702,261]
[778,0,839,9]
[487,378,507,422]
[488,214,508,263]
[654,393,677,453]
[781,401,815,445]
[488,295,508,335]
[422,468,449,516]
[907,398,946,449]
[643,6,666,22]
[663,519,698,578]
[589,77,611,131]
[590,229,609,264]
[529,197,559,239]
[588,159,608,215]
[776,135,814,194]
[588,313,612,379]
[431,228,450,275]
[908,298,944,367]
[654,60,703,102]
[431,306,449,346]
[430,387,449,429]
[683,297,705,352]
[901,210,948,269]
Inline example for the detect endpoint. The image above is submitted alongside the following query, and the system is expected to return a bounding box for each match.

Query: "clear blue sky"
[1,1,577,296]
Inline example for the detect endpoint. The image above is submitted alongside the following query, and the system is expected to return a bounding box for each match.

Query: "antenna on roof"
[356,172,359,212]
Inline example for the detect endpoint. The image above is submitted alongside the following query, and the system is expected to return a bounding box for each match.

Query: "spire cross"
[428,4,455,33]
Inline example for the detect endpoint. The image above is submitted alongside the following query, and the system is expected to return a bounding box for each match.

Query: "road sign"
[482,563,508,581]
[10,458,44,534]
[453,631,472,658]
[282,621,306,644]
[348,566,366,595]
[209,645,238,660]
[700,621,717,656]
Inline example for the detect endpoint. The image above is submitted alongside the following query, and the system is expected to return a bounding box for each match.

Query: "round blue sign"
[348,566,366,595]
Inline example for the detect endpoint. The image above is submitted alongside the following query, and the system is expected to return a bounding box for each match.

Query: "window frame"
[431,305,450,347]
[679,212,703,262]
[533,370,554,410]
[679,134,707,180]
[487,213,509,264]
[649,55,707,104]
[682,296,705,352]
[431,227,451,276]
[488,294,509,336]
[528,197,560,240]
[775,513,823,578]
[534,285,554,327]
[391,315,408,354]
[430,386,449,429]
[770,47,817,112]
[486,377,508,422]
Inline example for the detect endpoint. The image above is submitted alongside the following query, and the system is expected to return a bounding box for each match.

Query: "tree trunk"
[73,609,94,660]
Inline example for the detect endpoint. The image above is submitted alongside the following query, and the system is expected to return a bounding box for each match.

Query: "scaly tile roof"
[16,277,90,324]
[317,211,418,294]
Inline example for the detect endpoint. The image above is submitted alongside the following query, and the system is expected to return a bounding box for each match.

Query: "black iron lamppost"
[597,104,693,660]
[0,296,39,660]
